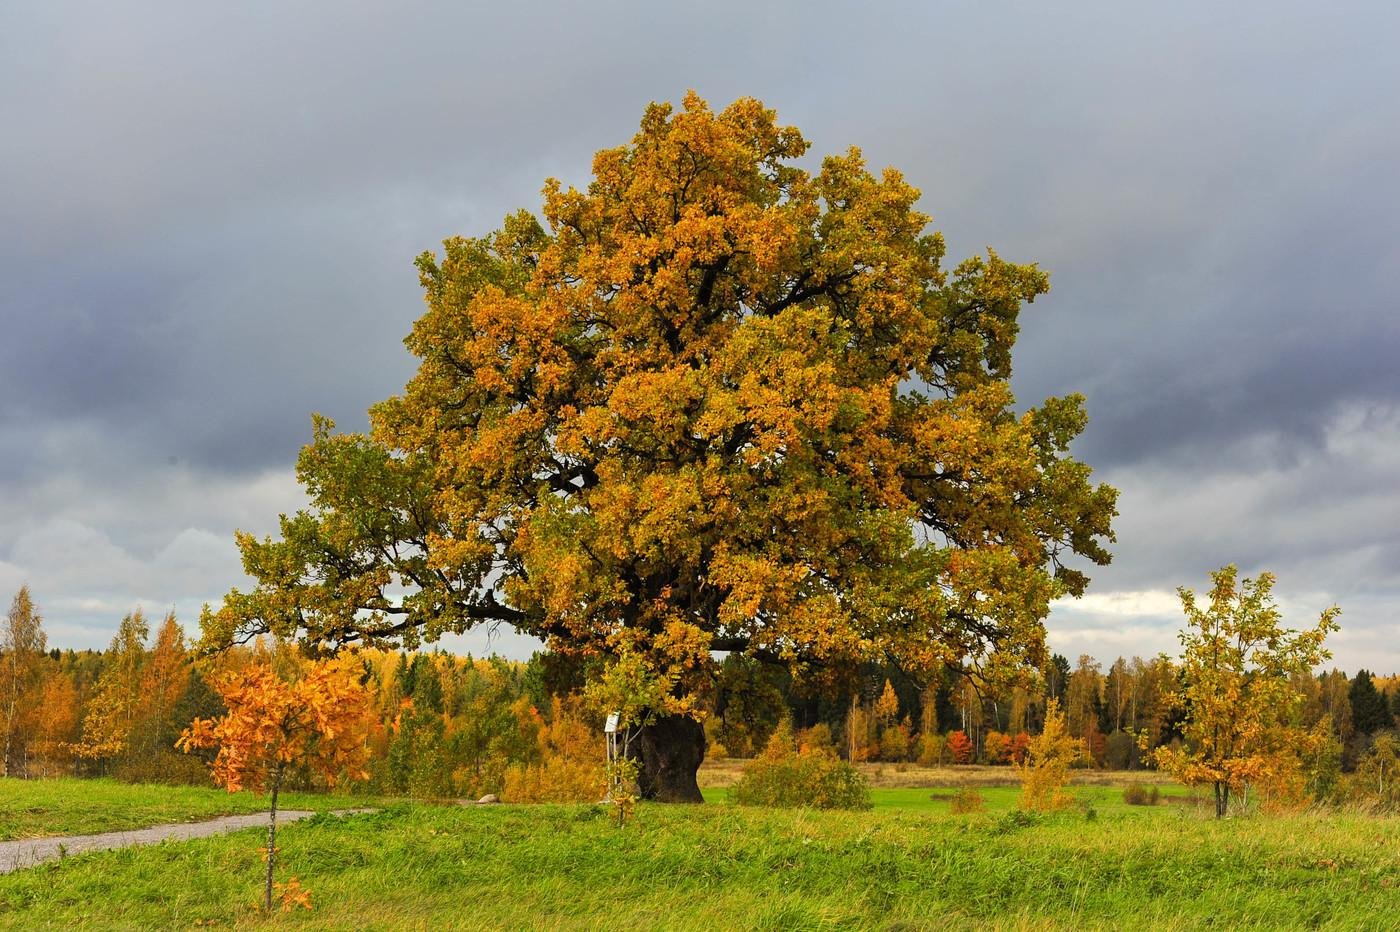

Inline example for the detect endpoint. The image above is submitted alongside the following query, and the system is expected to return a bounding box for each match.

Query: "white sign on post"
[604,712,620,734]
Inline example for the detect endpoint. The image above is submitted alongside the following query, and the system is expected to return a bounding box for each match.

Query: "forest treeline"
[3,585,1398,805]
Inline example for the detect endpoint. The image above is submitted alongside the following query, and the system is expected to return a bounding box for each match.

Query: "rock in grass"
[478,794,500,805]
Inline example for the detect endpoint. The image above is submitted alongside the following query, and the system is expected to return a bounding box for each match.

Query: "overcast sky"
[3,2,1396,671]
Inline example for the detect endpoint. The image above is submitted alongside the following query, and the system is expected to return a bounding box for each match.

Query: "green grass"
[706,783,1188,814]
[1,783,1397,929]
[0,777,380,841]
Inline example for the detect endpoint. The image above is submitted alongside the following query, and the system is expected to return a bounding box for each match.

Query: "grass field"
[0,778,1397,930]
[0,778,380,841]
[702,783,1194,813]
[698,760,1165,790]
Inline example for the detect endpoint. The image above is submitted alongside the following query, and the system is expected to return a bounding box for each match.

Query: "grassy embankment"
[1,776,1397,930]
[0,778,381,841]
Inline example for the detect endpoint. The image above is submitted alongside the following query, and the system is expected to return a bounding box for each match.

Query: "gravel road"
[0,809,375,874]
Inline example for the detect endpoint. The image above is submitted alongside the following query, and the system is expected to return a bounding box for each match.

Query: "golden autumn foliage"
[273,876,313,913]
[178,658,372,794]
[984,730,1012,764]
[1017,698,1080,811]
[31,673,79,775]
[875,679,900,724]
[503,697,605,803]
[73,609,150,761]
[141,613,188,728]
[1152,566,1338,818]
[203,92,1116,799]
[3,586,46,775]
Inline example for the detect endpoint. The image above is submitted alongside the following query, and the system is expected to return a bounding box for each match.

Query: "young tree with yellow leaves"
[2,586,46,776]
[200,93,1116,801]
[1017,698,1080,811]
[178,658,372,912]
[1152,566,1338,818]
[72,609,149,765]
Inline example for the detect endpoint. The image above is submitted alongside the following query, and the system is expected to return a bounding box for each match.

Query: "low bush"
[1123,784,1161,806]
[731,724,871,810]
[503,757,605,803]
[949,788,984,814]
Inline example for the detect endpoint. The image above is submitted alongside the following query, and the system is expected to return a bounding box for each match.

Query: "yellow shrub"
[502,696,606,803]
[504,755,605,803]
[1018,698,1080,811]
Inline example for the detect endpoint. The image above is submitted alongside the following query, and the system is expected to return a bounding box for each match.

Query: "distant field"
[0,778,381,841]
[0,779,1395,929]
[700,759,1166,789]
[703,783,1194,814]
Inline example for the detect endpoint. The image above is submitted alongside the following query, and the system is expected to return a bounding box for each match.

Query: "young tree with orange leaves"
[32,672,80,775]
[1152,566,1338,818]
[179,658,372,912]
[200,92,1117,801]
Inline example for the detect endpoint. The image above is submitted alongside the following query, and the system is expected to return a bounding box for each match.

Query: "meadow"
[0,778,381,842]
[0,775,1396,930]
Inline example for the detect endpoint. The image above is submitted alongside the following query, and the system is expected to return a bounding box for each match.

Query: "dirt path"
[0,808,375,874]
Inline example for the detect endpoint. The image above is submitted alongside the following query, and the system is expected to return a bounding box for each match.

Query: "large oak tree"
[204,94,1117,800]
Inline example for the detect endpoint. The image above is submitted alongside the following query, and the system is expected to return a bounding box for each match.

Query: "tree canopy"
[202,93,1117,798]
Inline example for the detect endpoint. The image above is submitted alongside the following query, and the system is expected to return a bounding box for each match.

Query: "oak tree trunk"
[635,714,705,803]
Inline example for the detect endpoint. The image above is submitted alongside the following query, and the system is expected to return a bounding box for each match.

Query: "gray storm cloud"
[2,1,1396,669]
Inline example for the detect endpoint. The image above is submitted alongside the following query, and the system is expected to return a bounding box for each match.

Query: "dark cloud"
[2,1,1397,666]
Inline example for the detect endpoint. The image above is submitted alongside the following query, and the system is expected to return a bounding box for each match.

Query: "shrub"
[984,731,1012,764]
[114,750,214,787]
[732,724,871,810]
[504,755,605,803]
[879,722,911,762]
[993,810,1038,833]
[1256,754,1310,815]
[949,788,984,814]
[946,730,974,764]
[1123,783,1160,806]
[798,723,835,755]
[916,733,946,767]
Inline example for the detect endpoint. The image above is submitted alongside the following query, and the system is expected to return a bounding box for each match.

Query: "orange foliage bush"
[984,730,1011,764]
[947,730,974,764]
[1010,731,1031,764]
